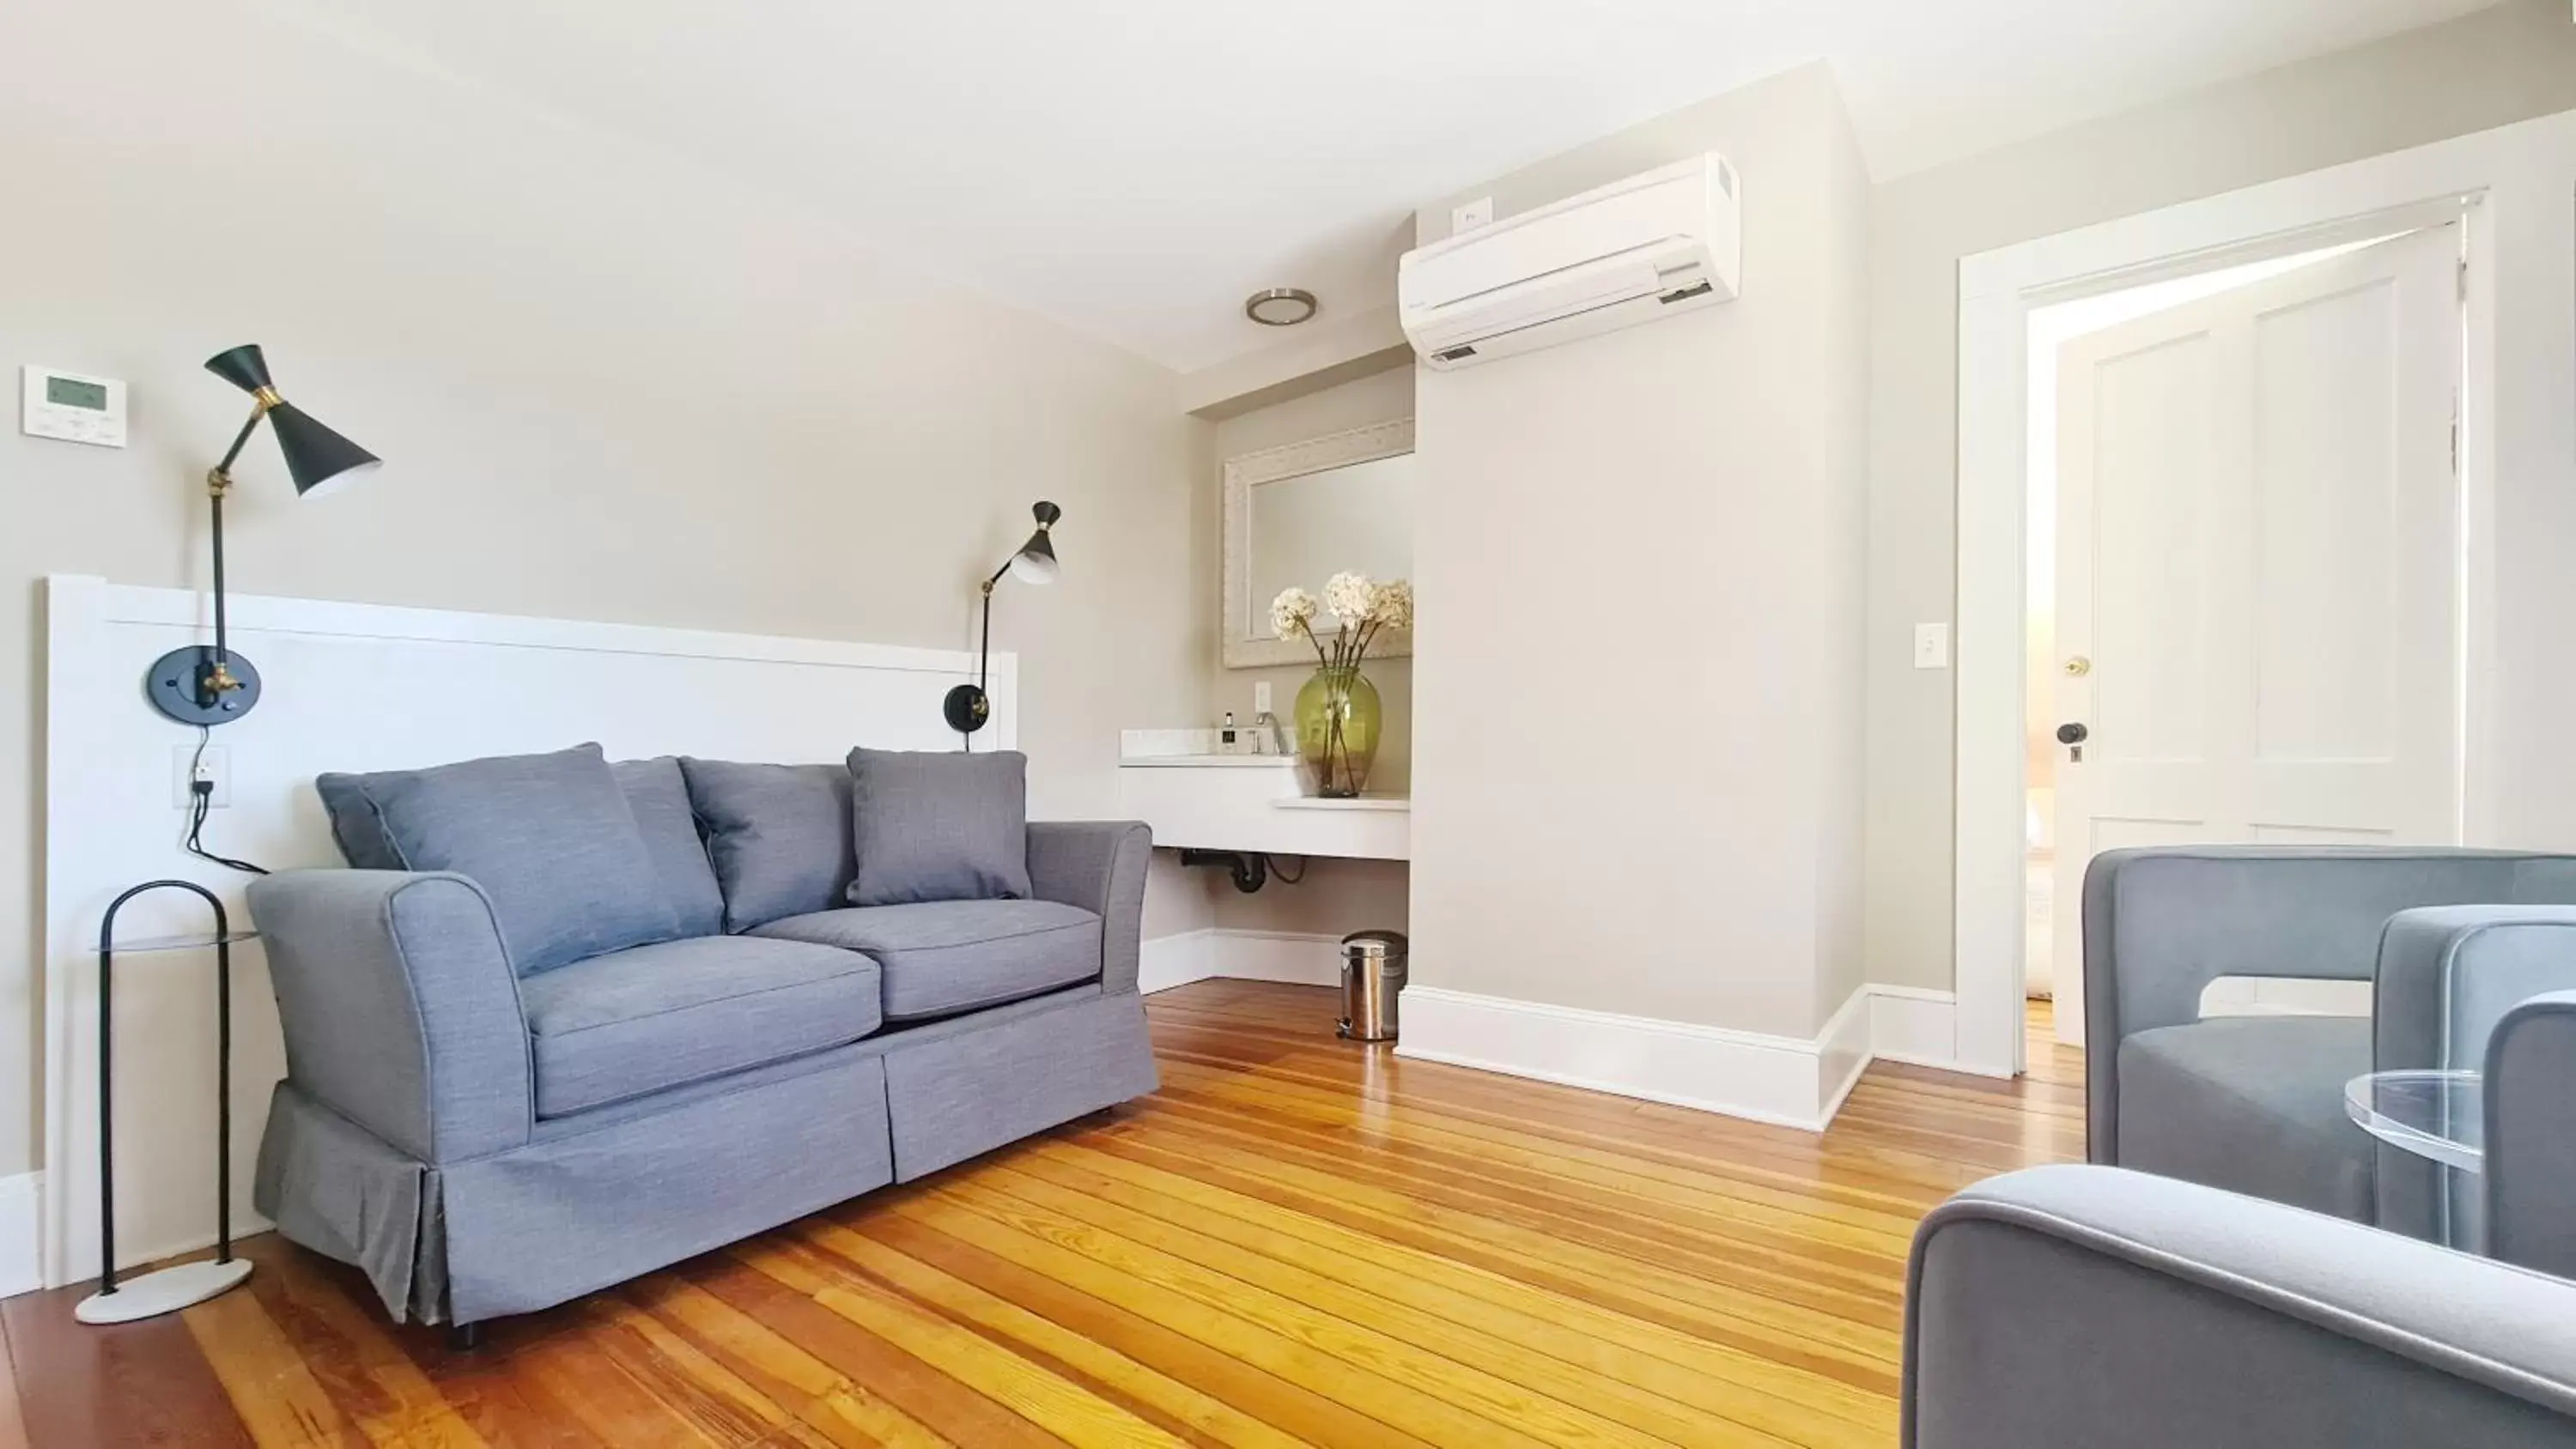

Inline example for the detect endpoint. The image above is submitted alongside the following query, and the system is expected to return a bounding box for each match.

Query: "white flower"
[1269,586,1319,641]
[1373,579,1414,631]
[1322,571,1377,628]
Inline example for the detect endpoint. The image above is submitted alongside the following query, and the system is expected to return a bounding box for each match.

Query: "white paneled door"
[2051,225,2464,1034]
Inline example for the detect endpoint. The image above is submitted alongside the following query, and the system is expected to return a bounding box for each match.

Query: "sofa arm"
[246,870,532,1163]
[2488,991,2576,1281]
[1026,821,1151,997]
[1905,1165,2576,1449]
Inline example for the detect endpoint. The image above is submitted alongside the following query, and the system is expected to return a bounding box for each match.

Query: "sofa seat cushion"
[2117,1015,2375,1221]
[750,900,1101,1022]
[520,935,883,1118]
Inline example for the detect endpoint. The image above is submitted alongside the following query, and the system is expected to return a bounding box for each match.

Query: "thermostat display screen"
[46,376,107,410]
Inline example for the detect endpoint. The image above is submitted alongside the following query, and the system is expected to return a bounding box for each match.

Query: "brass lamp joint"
[250,385,284,413]
[205,467,234,498]
[205,660,243,694]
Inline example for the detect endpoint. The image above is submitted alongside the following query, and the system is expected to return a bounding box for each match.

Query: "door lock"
[2063,656,2093,677]
[2056,721,2088,763]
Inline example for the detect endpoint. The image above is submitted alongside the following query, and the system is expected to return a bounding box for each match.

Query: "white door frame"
[1948,115,2575,1077]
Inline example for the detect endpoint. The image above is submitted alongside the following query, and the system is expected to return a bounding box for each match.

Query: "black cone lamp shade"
[145,346,380,725]
[945,500,1061,740]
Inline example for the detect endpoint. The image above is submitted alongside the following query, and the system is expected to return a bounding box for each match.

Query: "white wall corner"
[0,1171,43,1299]
[1816,987,1874,1123]
[1868,985,1962,1070]
[1138,929,1218,995]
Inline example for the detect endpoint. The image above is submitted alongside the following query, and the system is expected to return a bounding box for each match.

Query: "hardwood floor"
[3,985,2084,1447]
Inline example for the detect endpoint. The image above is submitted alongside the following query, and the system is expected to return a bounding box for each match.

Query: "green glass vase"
[1295,664,1381,798]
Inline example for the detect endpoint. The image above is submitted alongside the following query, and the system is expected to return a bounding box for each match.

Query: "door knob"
[2057,721,2087,763]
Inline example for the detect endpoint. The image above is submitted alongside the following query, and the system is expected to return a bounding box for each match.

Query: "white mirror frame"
[1221,416,1416,669]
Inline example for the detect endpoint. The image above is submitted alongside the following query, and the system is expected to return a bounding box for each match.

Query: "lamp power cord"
[182,726,268,876]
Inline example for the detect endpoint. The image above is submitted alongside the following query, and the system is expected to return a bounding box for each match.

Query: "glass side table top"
[106,930,260,954]
[2345,1070,2482,1174]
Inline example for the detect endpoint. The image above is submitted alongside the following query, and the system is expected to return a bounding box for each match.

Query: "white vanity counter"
[1116,731,1409,861]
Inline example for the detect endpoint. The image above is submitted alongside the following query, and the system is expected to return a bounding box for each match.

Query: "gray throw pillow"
[679,759,856,932]
[314,743,682,975]
[845,748,1032,906]
[610,756,726,939]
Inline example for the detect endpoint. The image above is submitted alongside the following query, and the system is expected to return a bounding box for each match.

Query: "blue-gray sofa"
[246,746,1157,1337]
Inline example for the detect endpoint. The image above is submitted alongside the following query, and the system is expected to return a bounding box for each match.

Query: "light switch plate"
[1913,622,1950,670]
[1253,681,1273,715]
[1452,197,1494,233]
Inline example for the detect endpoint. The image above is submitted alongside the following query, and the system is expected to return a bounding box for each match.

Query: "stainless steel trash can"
[1338,930,1407,1042]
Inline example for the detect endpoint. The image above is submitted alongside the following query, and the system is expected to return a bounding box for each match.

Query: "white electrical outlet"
[1452,196,1494,233]
[173,743,231,809]
[1254,681,1273,715]
[1913,622,1951,670]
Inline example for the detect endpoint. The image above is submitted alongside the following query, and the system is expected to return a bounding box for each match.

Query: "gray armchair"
[1904,1165,2576,1449]
[2084,846,2576,1271]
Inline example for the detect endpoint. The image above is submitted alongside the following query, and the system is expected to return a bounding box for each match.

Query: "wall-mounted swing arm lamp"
[943,500,1060,743]
[146,345,380,726]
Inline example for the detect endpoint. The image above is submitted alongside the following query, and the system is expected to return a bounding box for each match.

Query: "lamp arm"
[204,403,269,669]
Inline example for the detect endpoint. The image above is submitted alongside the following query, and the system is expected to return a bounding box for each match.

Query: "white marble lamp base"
[73,1258,253,1325]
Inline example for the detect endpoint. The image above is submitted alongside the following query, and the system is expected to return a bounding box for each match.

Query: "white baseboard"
[1398,987,1857,1131]
[1137,928,1346,996]
[1139,944,1982,1131]
[1868,985,1962,1071]
[0,1171,42,1299]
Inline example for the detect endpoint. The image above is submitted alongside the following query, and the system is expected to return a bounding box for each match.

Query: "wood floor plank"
[741,1238,1186,1449]
[790,1218,1310,1449]
[3,989,2086,1448]
[0,1305,25,1449]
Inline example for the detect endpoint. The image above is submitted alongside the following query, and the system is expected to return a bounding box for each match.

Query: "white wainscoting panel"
[42,576,1012,1288]
[0,1172,41,1300]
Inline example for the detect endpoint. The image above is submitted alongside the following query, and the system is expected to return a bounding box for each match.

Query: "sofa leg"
[447,1322,483,1351]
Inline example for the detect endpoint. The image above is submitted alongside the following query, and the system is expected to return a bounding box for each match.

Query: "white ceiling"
[266,0,2498,373]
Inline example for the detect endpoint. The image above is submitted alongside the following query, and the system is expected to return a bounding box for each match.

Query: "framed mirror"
[1221,418,1415,668]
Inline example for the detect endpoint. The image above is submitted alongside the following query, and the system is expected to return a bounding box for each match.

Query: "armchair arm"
[2372,908,2576,1240]
[246,870,533,1163]
[1905,1165,2576,1449]
[2488,991,2576,1280]
[2083,847,2576,1163]
[1025,821,1151,997]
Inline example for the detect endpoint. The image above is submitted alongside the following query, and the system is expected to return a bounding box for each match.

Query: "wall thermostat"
[21,365,127,447]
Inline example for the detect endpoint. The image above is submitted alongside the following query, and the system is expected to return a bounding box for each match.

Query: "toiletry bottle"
[1221,712,1238,755]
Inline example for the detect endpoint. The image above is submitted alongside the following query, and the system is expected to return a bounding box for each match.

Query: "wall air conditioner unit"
[1399,153,1741,371]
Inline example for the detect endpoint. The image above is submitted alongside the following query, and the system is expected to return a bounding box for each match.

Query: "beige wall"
[1410,63,1872,1040]
[1203,366,1415,935]
[1862,0,2576,993]
[0,0,1208,1179]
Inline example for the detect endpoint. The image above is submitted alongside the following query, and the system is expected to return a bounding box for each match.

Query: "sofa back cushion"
[315,743,682,975]
[610,756,726,939]
[846,748,1032,906]
[680,759,856,932]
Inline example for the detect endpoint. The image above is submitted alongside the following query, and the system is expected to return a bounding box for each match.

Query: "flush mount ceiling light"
[1244,288,1319,326]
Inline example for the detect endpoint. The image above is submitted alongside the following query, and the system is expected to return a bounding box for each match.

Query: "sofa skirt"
[884,989,1157,1180]
[257,1047,895,1325]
